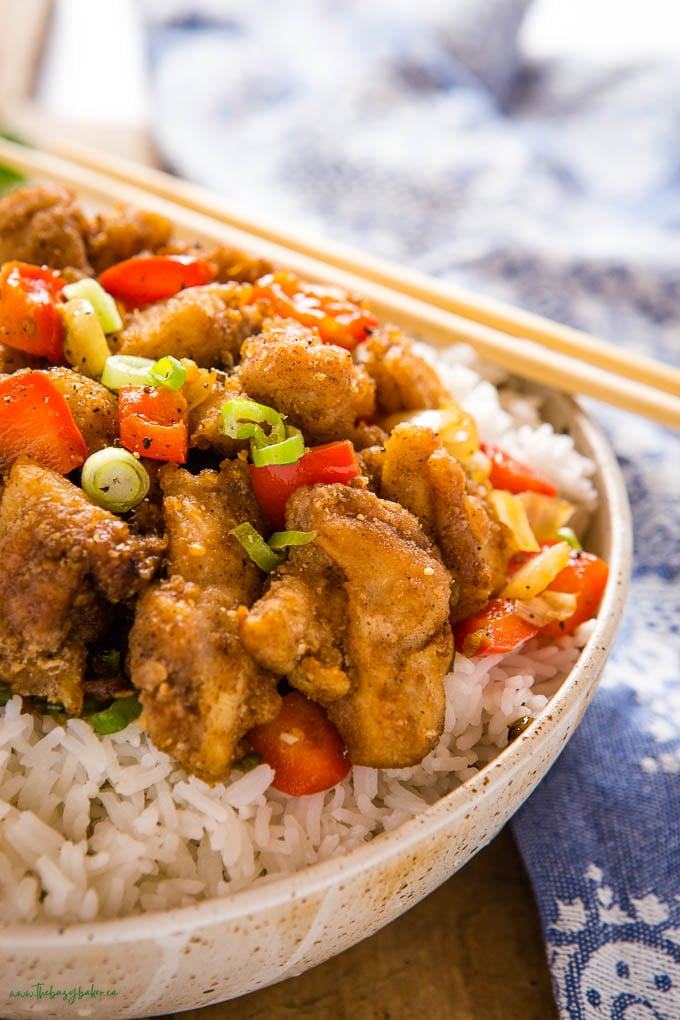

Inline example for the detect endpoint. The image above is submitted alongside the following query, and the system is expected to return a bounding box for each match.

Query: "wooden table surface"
[0,5,558,1017]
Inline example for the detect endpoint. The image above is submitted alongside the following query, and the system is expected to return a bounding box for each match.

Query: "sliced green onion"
[267,529,317,550]
[81,447,150,513]
[149,355,187,390]
[100,354,155,391]
[555,526,582,550]
[234,751,263,773]
[61,297,111,379]
[230,522,284,573]
[62,277,123,334]
[221,398,287,448]
[88,694,142,735]
[221,399,306,466]
[251,427,305,466]
[42,701,67,715]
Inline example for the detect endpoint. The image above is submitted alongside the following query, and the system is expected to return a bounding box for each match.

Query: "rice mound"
[0,349,598,925]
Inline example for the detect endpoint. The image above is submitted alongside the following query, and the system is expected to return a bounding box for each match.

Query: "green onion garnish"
[230,522,316,572]
[234,751,263,773]
[149,355,187,391]
[81,447,150,513]
[88,694,142,735]
[100,354,155,391]
[251,427,305,466]
[220,398,305,466]
[62,277,123,334]
[230,522,284,573]
[267,529,317,550]
[221,398,285,444]
[555,526,582,550]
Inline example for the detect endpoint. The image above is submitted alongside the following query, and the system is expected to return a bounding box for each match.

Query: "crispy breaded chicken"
[41,367,119,453]
[0,457,164,714]
[355,326,451,414]
[239,483,454,768]
[86,204,173,274]
[110,283,263,369]
[236,320,376,445]
[379,423,510,622]
[0,185,91,271]
[128,459,280,783]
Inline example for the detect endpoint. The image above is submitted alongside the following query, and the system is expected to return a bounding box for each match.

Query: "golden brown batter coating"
[240,483,454,768]
[356,326,451,414]
[236,320,375,445]
[0,185,91,271]
[110,283,263,369]
[41,367,119,454]
[379,423,510,621]
[0,457,164,713]
[129,459,280,783]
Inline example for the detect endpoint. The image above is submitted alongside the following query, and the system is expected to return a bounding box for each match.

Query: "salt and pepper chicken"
[0,185,606,790]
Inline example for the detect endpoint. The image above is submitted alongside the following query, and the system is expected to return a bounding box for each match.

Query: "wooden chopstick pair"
[1,136,679,429]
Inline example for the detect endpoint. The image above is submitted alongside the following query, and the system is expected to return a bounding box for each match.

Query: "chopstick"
[2,136,680,429]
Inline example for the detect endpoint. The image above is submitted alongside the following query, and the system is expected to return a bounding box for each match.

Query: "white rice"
[0,349,599,925]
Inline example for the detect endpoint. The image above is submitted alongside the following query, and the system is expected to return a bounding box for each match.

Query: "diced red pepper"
[250,270,378,349]
[98,254,216,307]
[541,551,609,637]
[247,691,351,796]
[481,442,557,496]
[0,372,88,474]
[118,385,189,463]
[249,439,361,528]
[0,261,66,362]
[453,597,539,657]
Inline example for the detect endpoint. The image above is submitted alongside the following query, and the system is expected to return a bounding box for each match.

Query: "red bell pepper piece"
[453,597,539,657]
[0,372,88,474]
[247,691,351,796]
[118,385,189,463]
[250,270,378,349]
[481,442,557,497]
[541,551,609,637]
[249,439,361,528]
[98,254,216,307]
[0,261,66,362]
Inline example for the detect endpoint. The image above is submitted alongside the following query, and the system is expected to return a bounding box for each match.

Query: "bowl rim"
[0,389,632,947]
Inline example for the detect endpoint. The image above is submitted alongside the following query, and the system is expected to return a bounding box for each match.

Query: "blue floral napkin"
[141,3,680,1015]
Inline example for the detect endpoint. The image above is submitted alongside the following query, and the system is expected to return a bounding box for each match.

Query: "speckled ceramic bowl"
[0,143,631,1019]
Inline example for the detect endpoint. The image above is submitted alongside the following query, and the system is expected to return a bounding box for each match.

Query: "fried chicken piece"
[109,283,263,369]
[237,321,375,445]
[355,326,451,414]
[186,368,250,458]
[0,343,42,374]
[0,185,91,271]
[160,239,273,284]
[86,203,173,273]
[239,483,453,768]
[41,367,118,453]
[0,458,164,713]
[128,459,280,783]
[379,424,510,622]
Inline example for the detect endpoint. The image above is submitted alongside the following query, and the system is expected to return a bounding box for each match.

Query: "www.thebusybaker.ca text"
[9,983,118,1006]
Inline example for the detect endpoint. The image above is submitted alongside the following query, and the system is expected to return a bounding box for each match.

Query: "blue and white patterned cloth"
[141,3,680,1015]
